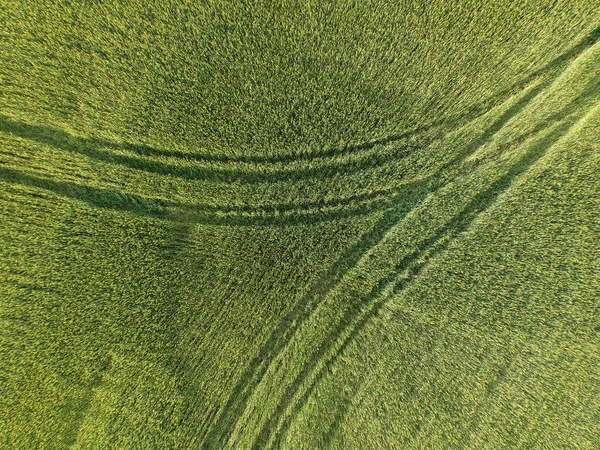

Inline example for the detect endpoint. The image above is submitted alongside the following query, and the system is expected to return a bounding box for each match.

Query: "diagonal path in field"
[239,54,600,446]
[255,62,600,447]
[263,118,580,450]
[211,80,557,450]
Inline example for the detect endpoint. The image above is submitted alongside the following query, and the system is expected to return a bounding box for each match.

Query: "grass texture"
[1,1,599,449]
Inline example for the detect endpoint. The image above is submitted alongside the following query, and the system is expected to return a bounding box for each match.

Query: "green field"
[1,1,600,448]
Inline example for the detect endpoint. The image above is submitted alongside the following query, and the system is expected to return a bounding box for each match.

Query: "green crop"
[1,1,599,449]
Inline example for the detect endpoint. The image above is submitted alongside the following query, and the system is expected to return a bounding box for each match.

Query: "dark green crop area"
[1,1,600,449]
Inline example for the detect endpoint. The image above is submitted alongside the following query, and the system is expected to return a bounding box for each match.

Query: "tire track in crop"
[0,153,413,222]
[4,42,591,230]
[431,24,600,140]
[195,182,415,215]
[0,164,431,226]
[124,123,439,165]
[261,236,450,450]
[428,34,600,192]
[1,26,589,222]
[0,129,431,225]
[256,65,600,444]
[0,115,425,185]
[259,118,577,450]
[198,196,426,449]
[0,119,430,225]
[1,23,598,184]
[0,54,568,189]
[0,69,560,227]
[363,23,600,151]
[265,53,600,438]
[4,22,596,174]
[0,21,596,450]
[0,73,557,188]
[3,80,593,229]
[0,113,467,171]
[173,181,427,226]
[204,55,569,447]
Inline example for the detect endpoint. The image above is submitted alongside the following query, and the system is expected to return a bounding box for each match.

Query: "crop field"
[1,1,600,449]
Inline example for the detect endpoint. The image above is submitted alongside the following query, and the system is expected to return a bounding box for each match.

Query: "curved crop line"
[187,182,416,215]
[0,70,555,189]
[202,57,566,447]
[260,119,573,450]
[172,179,427,225]
[3,74,593,229]
[0,52,568,189]
[0,115,427,185]
[0,114,452,172]
[175,194,400,227]
[119,123,436,166]
[0,165,430,226]
[254,66,600,445]
[4,66,578,227]
[319,22,600,159]
[1,24,597,170]
[198,196,425,449]
[203,27,599,223]
[4,42,588,229]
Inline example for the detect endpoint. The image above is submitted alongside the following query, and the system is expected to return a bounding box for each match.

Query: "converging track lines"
[237,47,600,444]
[260,116,579,450]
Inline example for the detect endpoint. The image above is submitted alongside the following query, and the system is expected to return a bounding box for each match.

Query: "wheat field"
[1,1,599,449]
